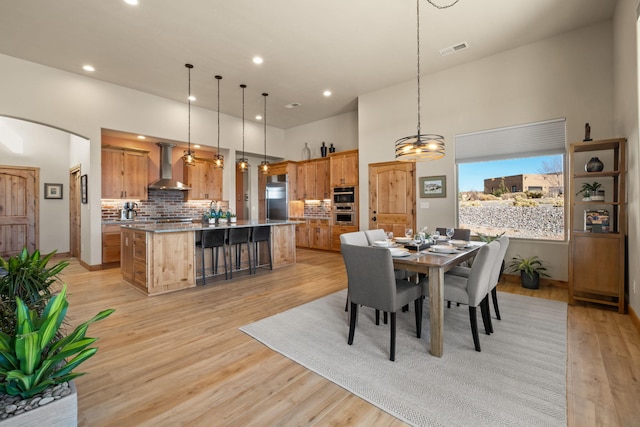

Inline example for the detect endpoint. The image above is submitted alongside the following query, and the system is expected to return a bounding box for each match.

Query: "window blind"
[455,118,566,164]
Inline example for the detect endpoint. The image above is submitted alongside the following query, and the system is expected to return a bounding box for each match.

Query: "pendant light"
[237,84,249,172]
[259,92,270,174]
[182,63,196,166]
[394,0,446,161]
[213,75,224,169]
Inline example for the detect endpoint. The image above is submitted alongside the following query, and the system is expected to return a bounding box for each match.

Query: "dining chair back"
[198,228,228,283]
[339,231,369,247]
[363,229,387,245]
[436,227,471,240]
[226,227,253,278]
[341,244,422,361]
[487,235,509,323]
[251,225,272,271]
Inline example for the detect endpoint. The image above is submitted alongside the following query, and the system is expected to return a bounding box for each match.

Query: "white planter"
[230,217,237,223]
[0,381,77,427]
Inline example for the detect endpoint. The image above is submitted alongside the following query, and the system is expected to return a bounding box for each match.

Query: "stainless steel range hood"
[148,142,190,190]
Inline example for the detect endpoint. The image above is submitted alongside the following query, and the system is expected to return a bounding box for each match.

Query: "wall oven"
[333,186,355,204]
[333,209,355,226]
[333,186,356,226]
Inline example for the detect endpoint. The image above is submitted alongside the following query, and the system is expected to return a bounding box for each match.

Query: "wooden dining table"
[392,243,484,357]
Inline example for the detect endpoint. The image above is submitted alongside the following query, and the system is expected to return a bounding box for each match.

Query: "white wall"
[0,117,91,253]
[613,0,640,314]
[284,111,358,160]
[358,21,616,281]
[0,54,285,266]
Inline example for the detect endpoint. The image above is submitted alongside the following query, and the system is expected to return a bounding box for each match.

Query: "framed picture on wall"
[419,176,446,198]
[44,183,63,199]
[81,174,88,204]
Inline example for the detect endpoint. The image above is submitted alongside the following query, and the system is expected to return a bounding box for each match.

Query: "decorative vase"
[320,142,327,157]
[585,157,604,172]
[329,143,335,153]
[301,143,311,160]
[591,190,605,201]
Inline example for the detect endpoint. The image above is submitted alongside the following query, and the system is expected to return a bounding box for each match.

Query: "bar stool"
[198,228,227,283]
[251,225,272,272]
[226,227,252,278]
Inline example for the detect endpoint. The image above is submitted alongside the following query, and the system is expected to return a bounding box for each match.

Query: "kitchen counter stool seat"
[198,228,227,283]
[251,225,272,271]
[226,227,253,278]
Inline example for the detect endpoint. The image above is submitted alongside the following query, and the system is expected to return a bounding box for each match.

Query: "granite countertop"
[120,219,301,233]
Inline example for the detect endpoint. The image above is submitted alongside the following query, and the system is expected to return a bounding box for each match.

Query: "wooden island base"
[121,221,297,296]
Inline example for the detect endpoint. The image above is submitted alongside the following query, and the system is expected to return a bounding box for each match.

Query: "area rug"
[240,290,567,427]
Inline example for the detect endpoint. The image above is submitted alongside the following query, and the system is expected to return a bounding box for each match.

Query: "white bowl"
[431,245,458,254]
[373,240,392,248]
[449,240,469,248]
[394,237,412,243]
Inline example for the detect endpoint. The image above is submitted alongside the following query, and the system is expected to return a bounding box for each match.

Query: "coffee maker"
[121,202,138,220]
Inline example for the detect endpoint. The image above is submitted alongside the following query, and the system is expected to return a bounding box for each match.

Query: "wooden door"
[69,166,81,258]
[368,161,415,237]
[0,166,39,257]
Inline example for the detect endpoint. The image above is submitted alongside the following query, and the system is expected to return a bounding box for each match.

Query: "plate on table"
[429,245,458,254]
[388,247,410,257]
[435,236,449,241]
[373,240,393,248]
[394,237,412,243]
[449,239,470,248]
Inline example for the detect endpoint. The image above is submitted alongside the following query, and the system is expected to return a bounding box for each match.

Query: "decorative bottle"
[585,157,604,172]
[320,142,327,157]
[301,143,311,160]
[329,143,336,153]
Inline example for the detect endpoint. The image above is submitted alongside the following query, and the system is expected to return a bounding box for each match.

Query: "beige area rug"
[241,290,567,427]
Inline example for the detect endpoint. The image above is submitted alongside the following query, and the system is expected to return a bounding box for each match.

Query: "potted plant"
[229,212,237,223]
[576,181,602,202]
[506,255,550,289]
[0,250,114,425]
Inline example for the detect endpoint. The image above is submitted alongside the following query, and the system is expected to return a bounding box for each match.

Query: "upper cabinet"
[329,149,358,187]
[182,157,222,201]
[296,158,329,200]
[101,146,149,199]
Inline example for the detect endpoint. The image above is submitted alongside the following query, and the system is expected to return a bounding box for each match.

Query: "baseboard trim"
[629,304,640,334]
[79,259,102,271]
[503,273,567,288]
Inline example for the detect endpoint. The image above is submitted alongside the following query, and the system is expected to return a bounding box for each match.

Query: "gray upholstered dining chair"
[364,229,410,281]
[447,236,510,332]
[420,240,499,352]
[436,227,471,240]
[341,243,423,361]
[339,231,369,247]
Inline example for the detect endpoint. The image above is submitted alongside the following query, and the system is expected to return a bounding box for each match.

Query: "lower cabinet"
[330,225,357,251]
[121,228,147,293]
[309,219,331,250]
[295,220,309,247]
[102,224,122,266]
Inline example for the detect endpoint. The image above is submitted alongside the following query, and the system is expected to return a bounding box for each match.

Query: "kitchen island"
[120,220,298,296]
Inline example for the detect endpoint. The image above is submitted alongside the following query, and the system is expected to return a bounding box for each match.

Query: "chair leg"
[491,287,501,320]
[222,246,228,280]
[348,302,358,345]
[375,309,380,325]
[481,296,493,334]
[414,298,422,338]
[227,245,233,279]
[201,246,206,286]
[390,312,396,361]
[246,242,253,274]
[447,301,451,309]
[383,312,388,324]
[469,306,481,352]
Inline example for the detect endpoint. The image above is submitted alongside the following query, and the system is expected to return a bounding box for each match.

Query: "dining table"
[391,242,484,357]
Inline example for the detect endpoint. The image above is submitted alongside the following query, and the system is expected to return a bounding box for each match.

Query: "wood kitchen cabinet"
[309,219,331,250]
[329,149,358,187]
[101,146,149,199]
[330,225,357,251]
[295,219,309,247]
[102,223,122,267]
[296,159,330,200]
[120,228,135,284]
[183,157,222,201]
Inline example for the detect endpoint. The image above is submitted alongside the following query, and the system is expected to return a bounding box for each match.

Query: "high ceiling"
[0,0,616,130]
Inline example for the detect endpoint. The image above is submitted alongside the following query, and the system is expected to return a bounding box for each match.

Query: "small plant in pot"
[506,255,550,289]
[576,181,602,202]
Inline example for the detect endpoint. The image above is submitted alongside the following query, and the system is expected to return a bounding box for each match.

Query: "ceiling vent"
[284,102,302,109]
[439,41,469,56]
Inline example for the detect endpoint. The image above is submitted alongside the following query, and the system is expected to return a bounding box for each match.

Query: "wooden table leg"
[428,266,444,357]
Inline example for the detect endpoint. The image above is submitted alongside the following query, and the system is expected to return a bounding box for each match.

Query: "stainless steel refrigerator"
[266,180,288,220]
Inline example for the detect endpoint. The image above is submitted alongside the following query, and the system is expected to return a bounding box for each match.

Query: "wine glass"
[386,231,394,246]
[405,228,413,239]
[446,228,455,240]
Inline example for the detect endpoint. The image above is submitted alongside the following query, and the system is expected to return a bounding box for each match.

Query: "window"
[455,119,566,241]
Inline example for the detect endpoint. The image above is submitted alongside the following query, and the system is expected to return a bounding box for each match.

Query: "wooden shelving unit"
[568,138,626,313]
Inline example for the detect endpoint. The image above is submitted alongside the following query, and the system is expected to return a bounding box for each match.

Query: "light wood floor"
[57,249,640,426]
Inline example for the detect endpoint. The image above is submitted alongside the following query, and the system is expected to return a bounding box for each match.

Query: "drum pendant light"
[182,63,196,166]
[259,92,270,174]
[394,0,445,161]
[213,75,224,169]
[237,84,249,172]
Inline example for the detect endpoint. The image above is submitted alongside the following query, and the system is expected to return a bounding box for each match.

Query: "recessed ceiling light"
[252,56,264,65]
[188,95,196,102]
[82,65,95,72]
[124,0,139,5]
[137,135,146,140]
[323,90,332,97]
[255,115,263,121]
[194,144,201,148]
